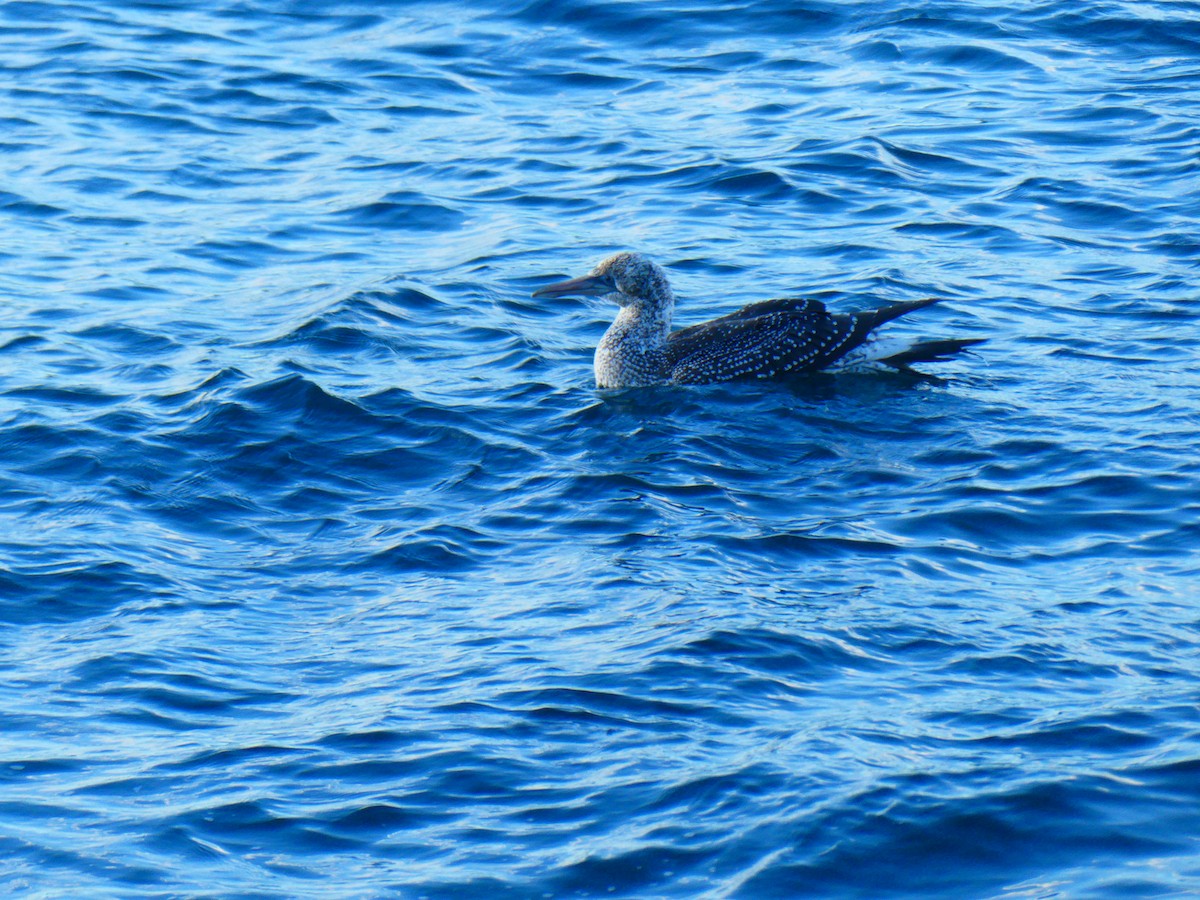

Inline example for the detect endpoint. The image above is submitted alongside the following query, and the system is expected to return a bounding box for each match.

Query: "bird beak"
[532,273,611,299]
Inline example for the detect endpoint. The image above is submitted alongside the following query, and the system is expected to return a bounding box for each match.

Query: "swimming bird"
[533,252,983,389]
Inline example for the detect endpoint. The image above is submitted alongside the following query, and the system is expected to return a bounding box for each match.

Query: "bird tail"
[880,338,986,374]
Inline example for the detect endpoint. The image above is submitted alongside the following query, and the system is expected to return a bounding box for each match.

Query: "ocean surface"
[3,1,1200,897]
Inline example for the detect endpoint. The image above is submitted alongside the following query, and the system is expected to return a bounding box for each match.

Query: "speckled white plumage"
[532,252,982,389]
[587,254,674,388]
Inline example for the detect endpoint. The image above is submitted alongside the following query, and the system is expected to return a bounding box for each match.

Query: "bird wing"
[665,298,864,384]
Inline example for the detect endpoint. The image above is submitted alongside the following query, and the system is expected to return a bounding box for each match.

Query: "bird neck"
[594,301,673,388]
[613,300,672,341]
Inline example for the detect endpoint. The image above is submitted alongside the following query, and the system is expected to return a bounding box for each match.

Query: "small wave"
[333,194,466,231]
[0,559,173,625]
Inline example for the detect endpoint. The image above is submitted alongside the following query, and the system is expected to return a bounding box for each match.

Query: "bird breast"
[594,309,669,388]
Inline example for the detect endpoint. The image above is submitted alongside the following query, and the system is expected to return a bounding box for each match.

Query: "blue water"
[3,0,1200,896]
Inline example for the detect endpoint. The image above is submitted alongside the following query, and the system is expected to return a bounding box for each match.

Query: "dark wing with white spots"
[664,298,850,383]
[664,296,944,384]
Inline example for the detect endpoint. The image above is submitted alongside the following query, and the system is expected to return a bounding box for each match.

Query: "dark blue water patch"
[493,682,744,732]
[746,774,1180,898]
[715,530,904,565]
[528,69,641,91]
[267,315,395,356]
[379,103,467,119]
[0,557,174,625]
[333,192,465,231]
[1151,232,1200,262]
[60,174,132,195]
[1031,8,1200,57]
[163,162,246,192]
[79,669,300,728]
[894,220,1025,248]
[0,189,66,218]
[72,322,180,355]
[123,188,191,205]
[271,283,448,340]
[913,42,1044,74]
[1049,200,1159,234]
[0,833,169,893]
[180,238,305,269]
[105,66,180,86]
[65,213,148,232]
[996,176,1160,232]
[137,24,243,50]
[871,138,1004,179]
[87,107,223,135]
[0,757,89,785]
[939,647,1126,685]
[351,524,501,575]
[184,86,289,111]
[674,626,887,681]
[708,168,795,201]
[148,798,327,860]
[599,162,782,196]
[850,38,904,62]
[223,67,359,100]
[0,406,126,504]
[2,385,124,410]
[543,846,713,898]
[231,105,342,131]
[472,185,600,212]
[784,150,908,190]
[1053,102,1159,127]
[359,70,480,103]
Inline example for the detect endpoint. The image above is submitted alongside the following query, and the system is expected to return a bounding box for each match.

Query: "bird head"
[533,252,672,310]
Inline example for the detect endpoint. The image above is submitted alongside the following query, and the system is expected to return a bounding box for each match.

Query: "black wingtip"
[865,297,943,328]
[881,337,986,369]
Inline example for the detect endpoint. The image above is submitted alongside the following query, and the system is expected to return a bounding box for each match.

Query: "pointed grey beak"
[532,273,613,299]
